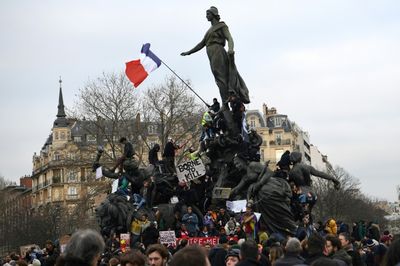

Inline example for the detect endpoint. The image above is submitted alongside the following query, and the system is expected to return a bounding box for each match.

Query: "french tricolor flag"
[125,43,161,88]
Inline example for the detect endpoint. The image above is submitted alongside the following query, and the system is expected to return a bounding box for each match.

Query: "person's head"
[325,235,342,256]
[302,213,310,225]
[59,229,105,266]
[141,214,148,221]
[169,245,210,266]
[206,6,220,22]
[213,98,218,103]
[338,232,351,247]
[219,208,226,214]
[187,206,193,213]
[146,244,169,266]
[307,233,326,256]
[240,240,259,261]
[310,257,338,266]
[153,144,160,151]
[45,240,54,251]
[285,237,302,255]
[269,246,283,263]
[225,249,240,266]
[108,257,120,266]
[15,261,28,266]
[202,225,209,232]
[120,250,146,266]
[119,137,127,144]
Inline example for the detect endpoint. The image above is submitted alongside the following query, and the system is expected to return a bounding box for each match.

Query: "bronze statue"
[181,6,250,106]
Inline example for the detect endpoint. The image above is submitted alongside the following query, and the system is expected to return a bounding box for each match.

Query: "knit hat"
[32,259,41,266]
[225,249,240,261]
[366,239,375,248]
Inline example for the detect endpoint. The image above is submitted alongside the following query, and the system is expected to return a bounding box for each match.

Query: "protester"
[274,237,305,266]
[182,206,200,237]
[236,240,261,266]
[146,244,169,266]
[325,234,352,266]
[225,249,240,266]
[56,229,104,266]
[148,143,160,166]
[120,250,146,266]
[169,245,211,266]
[338,232,363,266]
[162,138,179,174]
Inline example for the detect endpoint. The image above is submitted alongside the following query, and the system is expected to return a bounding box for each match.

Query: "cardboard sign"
[212,187,231,199]
[111,179,118,193]
[176,158,206,182]
[120,233,130,253]
[96,167,102,179]
[159,230,177,245]
[226,200,247,213]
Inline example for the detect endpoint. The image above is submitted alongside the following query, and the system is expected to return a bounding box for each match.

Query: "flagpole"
[160,60,209,106]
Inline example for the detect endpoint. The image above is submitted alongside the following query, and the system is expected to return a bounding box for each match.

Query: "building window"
[250,119,256,128]
[60,132,66,140]
[67,170,77,182]
[87,135,97,142]
[68,186,77,195]
[54,152,61,161]
[74,136,82,142]
[275,132,282,145]
[148,125,156,134]
[54,132,59,140]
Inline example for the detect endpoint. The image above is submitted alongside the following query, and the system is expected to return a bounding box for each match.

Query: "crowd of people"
[2,215,400,266]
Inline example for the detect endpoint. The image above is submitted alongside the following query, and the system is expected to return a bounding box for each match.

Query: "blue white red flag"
[125,43,161,87]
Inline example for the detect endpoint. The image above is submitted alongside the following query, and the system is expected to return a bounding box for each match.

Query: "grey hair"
[64,229,105,264]
[285,237,302,254]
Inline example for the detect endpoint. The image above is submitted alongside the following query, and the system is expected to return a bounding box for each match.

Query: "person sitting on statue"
[228,93,246,135]
[162,138,179,174]
[209,97,221,113]
[111,137,136,172]
[200,110,216,141]
[148,143,160,167]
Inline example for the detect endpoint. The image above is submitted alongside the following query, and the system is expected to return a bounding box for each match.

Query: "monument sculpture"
[94,6,341,238]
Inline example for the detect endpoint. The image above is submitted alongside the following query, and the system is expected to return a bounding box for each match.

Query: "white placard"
[159,230,177,245]
[111,179,118,193]
[176,158,206,182]
[226,200,247,213]
[254,212,261,222]
[96,167,102,179]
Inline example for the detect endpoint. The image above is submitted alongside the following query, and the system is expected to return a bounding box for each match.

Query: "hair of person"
[307,233,326,256]
[269,245,284,262]
[169,245,208,266]
[108,257,120,266]
[145,244,169,259]
[325,234,342,249]
[285,237,302,254]
[240,239,259,260]
[383,238,400,266]
[119,137,127,143]
[339,232,350,242]
[120,250,146,266]
[56,229,104,266]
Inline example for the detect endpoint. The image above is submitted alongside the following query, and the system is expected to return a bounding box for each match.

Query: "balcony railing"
[66,194,79,200]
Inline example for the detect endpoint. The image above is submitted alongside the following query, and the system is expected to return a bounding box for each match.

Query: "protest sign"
[212,187,231,199]
[96,166,102,179]
[226,200,247,213]
[159,231,177,245]
[176,158,206,182]
[177,237,219,246]
[111,179,118,193]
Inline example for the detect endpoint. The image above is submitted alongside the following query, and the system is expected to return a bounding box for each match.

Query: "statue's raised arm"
[181,6,249,105]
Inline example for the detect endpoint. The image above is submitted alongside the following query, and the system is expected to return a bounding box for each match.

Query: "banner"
[177,237,219,246]
[159,231,177,245]
[176,158,206,182]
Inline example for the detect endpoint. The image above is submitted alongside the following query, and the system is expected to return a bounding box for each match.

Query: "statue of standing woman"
[181,6,250,106]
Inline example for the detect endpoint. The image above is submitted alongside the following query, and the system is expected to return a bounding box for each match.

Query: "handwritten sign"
[159,231,177,245]
[212,187,231,199]
[226,200,247,213]
[177,237,219,246]
[176,158,206,182]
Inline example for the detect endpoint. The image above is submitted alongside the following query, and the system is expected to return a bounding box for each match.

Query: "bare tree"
[72,72,141,162]
[140,75,205,162]
[313,166,388,226]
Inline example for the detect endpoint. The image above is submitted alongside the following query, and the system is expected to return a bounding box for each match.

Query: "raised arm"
[310,166,341,189]
[181,38,206,56]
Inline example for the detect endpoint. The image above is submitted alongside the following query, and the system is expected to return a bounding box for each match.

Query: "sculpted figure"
[181,6,249,105]
[289,151,341,220]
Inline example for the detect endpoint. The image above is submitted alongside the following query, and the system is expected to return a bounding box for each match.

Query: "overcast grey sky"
[0,1,399,201]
